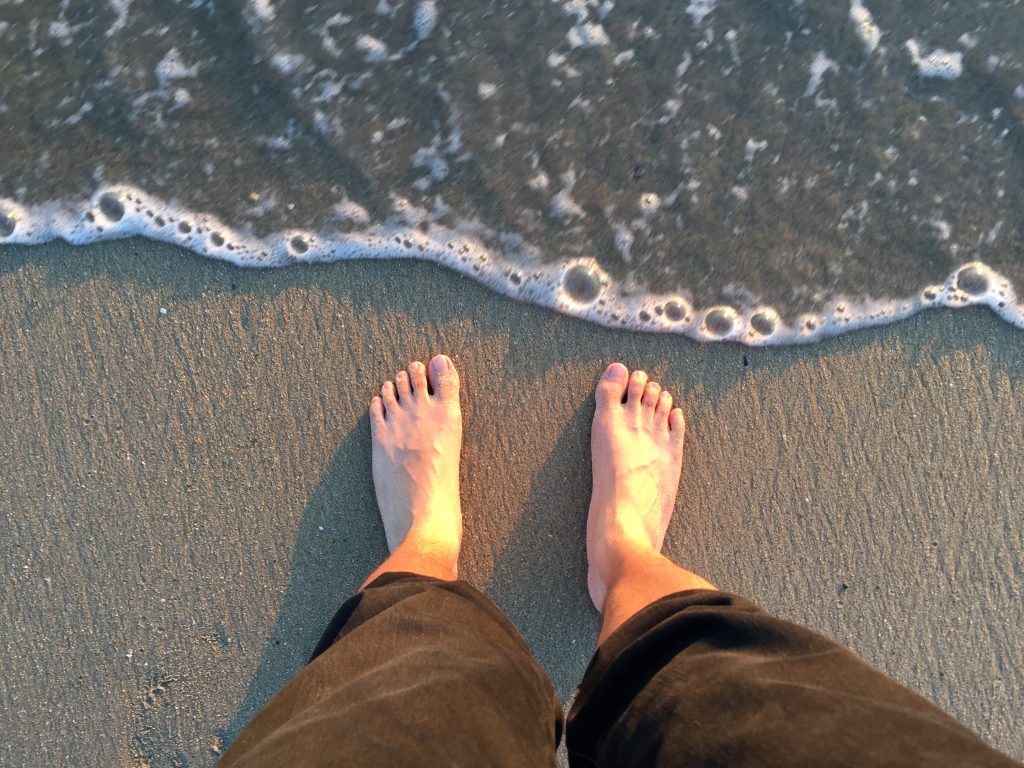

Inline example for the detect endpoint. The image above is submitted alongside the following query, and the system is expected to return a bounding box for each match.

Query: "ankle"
[595,512,659,557]
[596,551,717,643]
[398,526,460,579]
[590,526,659,587]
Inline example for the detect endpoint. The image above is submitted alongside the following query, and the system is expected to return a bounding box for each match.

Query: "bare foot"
[587,363,686,610]
[369,355,462,576]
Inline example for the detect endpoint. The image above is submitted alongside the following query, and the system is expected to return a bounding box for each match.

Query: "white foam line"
[412,0,438,40]
[0,186,1020,346]
[849,0,881,55]
[905,39,963,80]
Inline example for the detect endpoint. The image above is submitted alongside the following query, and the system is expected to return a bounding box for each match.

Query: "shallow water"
[1,0,1022,343]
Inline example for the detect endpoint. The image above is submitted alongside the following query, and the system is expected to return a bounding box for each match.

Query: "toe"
[626,369,648,410]
[642,381,661,412]
[595,362,629,408]
[395,370,412,401]
[428,354,460,400]
[656,391,673,423]
[369,396,385,430]
[408,361,429,397]
[381,380,398,410]
[668,407,686,441]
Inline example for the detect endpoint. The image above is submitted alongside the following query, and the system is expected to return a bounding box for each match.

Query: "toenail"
[604,363,627,381]
[430,356,447,374]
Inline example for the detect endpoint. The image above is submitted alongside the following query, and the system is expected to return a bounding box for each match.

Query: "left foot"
[369,355,463,575]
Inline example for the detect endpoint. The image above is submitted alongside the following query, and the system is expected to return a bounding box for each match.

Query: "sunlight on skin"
[361,356,716,644]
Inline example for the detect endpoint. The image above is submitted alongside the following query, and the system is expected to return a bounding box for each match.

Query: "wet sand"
[0,239,1021,767]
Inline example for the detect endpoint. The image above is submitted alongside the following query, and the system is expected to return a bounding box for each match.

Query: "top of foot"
[586,362,686,610]
[369,355,463,567]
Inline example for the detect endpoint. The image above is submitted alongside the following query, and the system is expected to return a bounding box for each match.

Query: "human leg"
[361,356,463,586]
[220,356,562,768]
[568,363,1020,768]
[585,362,716,644]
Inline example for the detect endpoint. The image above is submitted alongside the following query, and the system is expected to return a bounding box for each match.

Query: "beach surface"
[1,239,1021,767]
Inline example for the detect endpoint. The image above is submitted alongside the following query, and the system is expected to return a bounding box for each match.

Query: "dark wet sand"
[0,239,1021,767]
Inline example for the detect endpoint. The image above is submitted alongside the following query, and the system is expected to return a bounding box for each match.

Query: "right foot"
[587,363,686,610]
[369,355,463,575]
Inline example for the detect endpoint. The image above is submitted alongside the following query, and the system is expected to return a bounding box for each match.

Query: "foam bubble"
[99,194,125,222]
[663,299,690,323]
[561,262,604,304]
[0,213,14,238]
[957,265,989,296]
[703,307,738,337]
[749,308,778,337]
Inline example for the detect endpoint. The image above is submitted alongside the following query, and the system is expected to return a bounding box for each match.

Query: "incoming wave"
[0,0,1022,344]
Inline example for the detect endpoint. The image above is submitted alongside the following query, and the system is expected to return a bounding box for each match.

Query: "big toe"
[595,362,629,408]
[428,354,460,400]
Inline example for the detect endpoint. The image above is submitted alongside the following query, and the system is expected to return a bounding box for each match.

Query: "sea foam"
[1,0,1022,346]
[905,39,963,80]
[0,187,1019,346]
